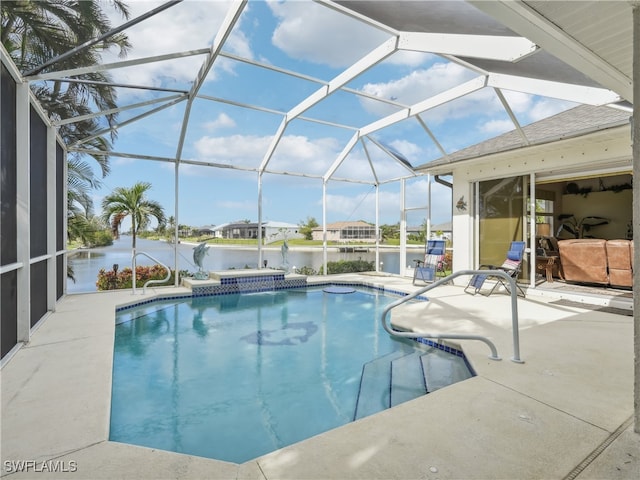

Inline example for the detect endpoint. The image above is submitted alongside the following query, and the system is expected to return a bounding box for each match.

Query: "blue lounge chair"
[413,240,447,285]
[465,241,526,297]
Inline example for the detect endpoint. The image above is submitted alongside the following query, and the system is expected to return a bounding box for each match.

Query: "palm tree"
[1,0,131,232]
[101,182,165,250]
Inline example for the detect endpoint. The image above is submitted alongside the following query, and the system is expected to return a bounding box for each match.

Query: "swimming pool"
[109,286,473,463]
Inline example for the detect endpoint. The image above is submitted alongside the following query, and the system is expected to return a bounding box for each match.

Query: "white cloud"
[216,199,256,211]
[500,91,576,124]
[103,1,253,92]
[194,134,270,165]
[388,139,423,159]
[204,113,237,131]
[479,119,515,135]
[386,50,434,67]
[268,0,390,68]
[359,62,479,117]
[192,133,341,175]
[527,98,577,122]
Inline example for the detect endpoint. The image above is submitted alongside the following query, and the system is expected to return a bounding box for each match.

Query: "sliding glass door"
[475,175,529,280]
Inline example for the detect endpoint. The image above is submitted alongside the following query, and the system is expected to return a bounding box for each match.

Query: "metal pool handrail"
[132,250,172,295]
[381,269,524,363]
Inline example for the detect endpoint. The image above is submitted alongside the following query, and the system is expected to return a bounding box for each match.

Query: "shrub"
[296,265,317,275]
[97,264,178,290]
[91,230,114,247]
[318,259,375,275]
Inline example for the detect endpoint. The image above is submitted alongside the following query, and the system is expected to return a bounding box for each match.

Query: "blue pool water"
[110,286,471,463]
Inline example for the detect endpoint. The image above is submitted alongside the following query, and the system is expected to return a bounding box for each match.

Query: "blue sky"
[89,0,575,230]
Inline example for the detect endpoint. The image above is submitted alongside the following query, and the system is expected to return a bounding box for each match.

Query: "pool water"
[109,287,472,463]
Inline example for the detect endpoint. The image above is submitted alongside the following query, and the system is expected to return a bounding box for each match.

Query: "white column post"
[173,161,180,286]
[399,179,407,277]
[257,172,263,267]
[322,180,328,275]
[529,173,536,289]
[46,125,56,311]
[16,82,30,342]
[632,2,640,435]
[426,174,432,240]
[375,184,380,272]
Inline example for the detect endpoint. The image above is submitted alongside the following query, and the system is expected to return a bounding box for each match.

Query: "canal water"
[67,237,424,293]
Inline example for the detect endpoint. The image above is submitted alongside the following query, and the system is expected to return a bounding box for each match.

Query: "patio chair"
[464,241,526,297]
[413,239,447,285]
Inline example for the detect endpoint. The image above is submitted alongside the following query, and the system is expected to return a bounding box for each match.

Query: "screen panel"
[30,260,48,327]
[56,142,65,251]
[1,63,17,266]
[1,271,18,358]
[57,254,64,300]
[30,106,48,258]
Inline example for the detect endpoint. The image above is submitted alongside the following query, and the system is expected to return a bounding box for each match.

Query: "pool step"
[421,350,473,392]
[354,347,473,421]
[353,349,411,421]
[390,352,427,407]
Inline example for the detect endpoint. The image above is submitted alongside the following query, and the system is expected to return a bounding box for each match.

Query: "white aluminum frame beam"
[361,75,487,137]
[494,88,529,145]
[398,32,538,62]
[25,0,184,76]
[365,136,417,177]
[54,93,185,126]
[259,37,398,173]
[70,95,187,147]
[488,73,621,105]
[26,49,209,82]
[174,0,247,163]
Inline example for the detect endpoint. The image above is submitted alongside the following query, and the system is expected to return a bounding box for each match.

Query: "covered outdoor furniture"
[465,241,527,297]
[413,240,447,285]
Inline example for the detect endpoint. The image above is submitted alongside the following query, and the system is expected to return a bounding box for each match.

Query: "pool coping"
[1,273,636,479]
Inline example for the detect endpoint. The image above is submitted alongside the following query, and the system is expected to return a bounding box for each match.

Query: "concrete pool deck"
[1,273,637,479]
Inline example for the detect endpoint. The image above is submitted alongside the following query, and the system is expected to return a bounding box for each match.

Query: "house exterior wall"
[444,126,632,285]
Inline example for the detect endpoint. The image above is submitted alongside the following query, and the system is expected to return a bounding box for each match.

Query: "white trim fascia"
[418,122,631,173]
[451,134,631,183]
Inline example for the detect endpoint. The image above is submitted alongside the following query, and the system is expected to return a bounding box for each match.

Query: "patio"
[1,274,636,479]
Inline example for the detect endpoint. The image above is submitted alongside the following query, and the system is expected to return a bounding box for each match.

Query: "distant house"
[311,221,378,242]
[219,222,261,240]
[193,225,216,236]
[214,221,303,242]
